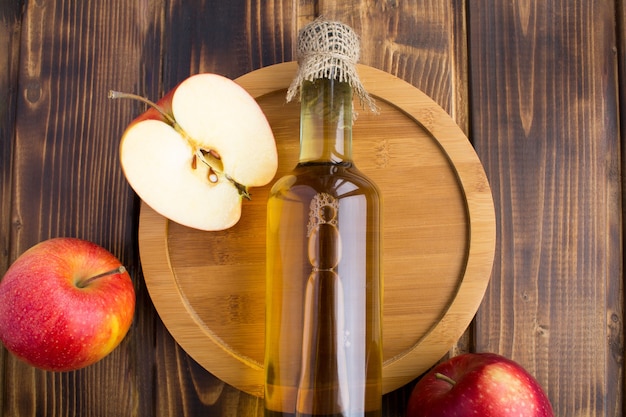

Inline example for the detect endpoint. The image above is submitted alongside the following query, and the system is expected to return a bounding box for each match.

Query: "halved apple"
[110,74,277,231]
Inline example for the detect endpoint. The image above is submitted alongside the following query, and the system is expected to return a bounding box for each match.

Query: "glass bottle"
[264,50,383,417]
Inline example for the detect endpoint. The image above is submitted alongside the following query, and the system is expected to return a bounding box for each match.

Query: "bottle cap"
[286,17,378,114]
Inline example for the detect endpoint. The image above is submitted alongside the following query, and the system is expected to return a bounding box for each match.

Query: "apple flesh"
[0,238,136,372]
[110,73,278,231]
[407,353,554,417]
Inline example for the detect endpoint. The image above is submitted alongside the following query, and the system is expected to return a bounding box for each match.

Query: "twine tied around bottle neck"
[286,17,379,115]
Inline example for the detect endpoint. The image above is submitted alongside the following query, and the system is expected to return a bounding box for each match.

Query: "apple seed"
[208,168,218,183]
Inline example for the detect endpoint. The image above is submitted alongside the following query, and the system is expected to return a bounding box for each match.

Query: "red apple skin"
[129,86,177,126]
[407,353,554,417]
[0,238,136,372]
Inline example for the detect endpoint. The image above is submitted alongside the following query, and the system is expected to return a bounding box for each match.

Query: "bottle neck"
[298,78,353,164]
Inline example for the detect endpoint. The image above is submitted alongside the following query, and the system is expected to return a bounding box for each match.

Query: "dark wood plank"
[318,0,469,130]
[159,0,296,90]
[0,0,22,268]
[468,1,622,416]
[617,3,626,417]
[0,0,25,413]
[4,0,162,415]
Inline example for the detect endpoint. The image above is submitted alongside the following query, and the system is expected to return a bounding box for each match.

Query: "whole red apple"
[407,353,553,417]
[0,237,135,372]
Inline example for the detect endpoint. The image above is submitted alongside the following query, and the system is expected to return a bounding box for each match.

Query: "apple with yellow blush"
[0,238,135,372]
[407,353,554,417]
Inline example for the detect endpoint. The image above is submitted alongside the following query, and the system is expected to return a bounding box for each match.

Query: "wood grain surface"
[137,62,495,397]
[0,1,623,416]
[469,2,623,416]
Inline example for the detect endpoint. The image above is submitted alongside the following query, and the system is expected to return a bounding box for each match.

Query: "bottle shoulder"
[300,162,378,184]
[269,163,381,201]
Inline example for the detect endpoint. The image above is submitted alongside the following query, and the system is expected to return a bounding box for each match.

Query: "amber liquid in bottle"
[265,78,383,417]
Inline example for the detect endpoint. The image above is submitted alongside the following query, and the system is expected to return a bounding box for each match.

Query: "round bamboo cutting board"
[138,62,496,397]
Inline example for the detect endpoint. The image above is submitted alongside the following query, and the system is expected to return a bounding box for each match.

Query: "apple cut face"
[119,74,277,231]
[120,120,243,230]
[172,75,278,187]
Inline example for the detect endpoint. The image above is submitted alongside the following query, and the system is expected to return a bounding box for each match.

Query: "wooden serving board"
[138,62,496,397]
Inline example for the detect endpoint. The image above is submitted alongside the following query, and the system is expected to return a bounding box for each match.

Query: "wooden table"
[1,1,623,416]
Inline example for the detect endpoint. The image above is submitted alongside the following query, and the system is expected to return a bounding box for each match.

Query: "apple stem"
[435,372,457,387]
[109,90,179,127]
[230,176,251,200]
[79,266,127,288]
